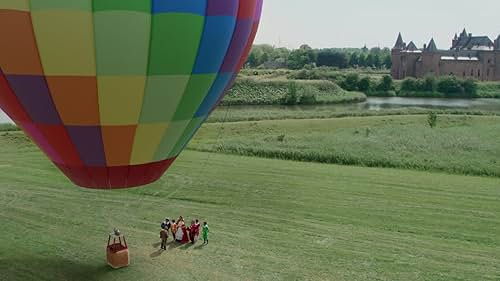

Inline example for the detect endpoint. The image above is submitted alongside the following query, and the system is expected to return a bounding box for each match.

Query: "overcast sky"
[254,0,500,49]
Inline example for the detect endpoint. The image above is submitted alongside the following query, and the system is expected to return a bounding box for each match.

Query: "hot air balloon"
[0,0,263,189]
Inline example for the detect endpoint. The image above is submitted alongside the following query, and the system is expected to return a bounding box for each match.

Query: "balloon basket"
[106,234,129,269]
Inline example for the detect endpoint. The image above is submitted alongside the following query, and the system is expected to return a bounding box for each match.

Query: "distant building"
[391,29,500,81]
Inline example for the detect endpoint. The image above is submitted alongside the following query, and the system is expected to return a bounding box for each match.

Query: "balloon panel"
[0,0,263,189]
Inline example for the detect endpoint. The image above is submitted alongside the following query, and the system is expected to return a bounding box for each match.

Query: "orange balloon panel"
[0,0,263,189]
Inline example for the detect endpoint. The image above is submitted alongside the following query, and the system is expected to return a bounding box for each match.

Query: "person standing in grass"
[202,222,209,245]
[171,220,177,238]
[160,226,169,250]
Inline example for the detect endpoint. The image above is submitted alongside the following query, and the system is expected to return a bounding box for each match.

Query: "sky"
[254,0,500,50]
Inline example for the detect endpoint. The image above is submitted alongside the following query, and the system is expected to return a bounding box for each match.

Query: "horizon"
[254,0,500,49]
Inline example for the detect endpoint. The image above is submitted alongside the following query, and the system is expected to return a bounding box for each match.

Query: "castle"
[391,29,500,81]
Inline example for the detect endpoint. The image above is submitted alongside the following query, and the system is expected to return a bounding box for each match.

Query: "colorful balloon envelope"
[0,0,263,189]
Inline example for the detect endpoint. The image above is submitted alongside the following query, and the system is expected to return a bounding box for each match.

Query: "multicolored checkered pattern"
[0,0,263,189]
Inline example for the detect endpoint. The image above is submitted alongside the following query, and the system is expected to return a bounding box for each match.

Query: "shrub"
[358,77,372,92]
[423,75,437,92]
[299,93,317,105]
[462,79,478,97]
[283,82,299,105]
[428,112,438,128]
[376,75,394,91]
[401,77,419,91]
[342,73,360,91]
[437,76,464,95]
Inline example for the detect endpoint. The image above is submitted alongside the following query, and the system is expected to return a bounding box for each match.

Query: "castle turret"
[391,33,405,79]
[452,33,458,48]
[421,38,440,76]
[496,35,500,50]
[426,38,438,52]
[393,33,405,50]
[460,28,468,38]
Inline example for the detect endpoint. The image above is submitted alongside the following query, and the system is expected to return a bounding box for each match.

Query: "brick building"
[391,29,500,81]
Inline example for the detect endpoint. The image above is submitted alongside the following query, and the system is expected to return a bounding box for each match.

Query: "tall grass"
[192,115,500,177]
[0,124,19,132]
[207,106,500,123]
[223,77,366,105]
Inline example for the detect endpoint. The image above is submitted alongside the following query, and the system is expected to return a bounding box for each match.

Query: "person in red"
[188,220,197,243]
[180,222,190,244]
[192,219,201,243]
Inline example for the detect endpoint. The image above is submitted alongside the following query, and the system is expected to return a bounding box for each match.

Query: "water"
[0,111,11,124]
[229,97,500,113]
[2,97,500,124]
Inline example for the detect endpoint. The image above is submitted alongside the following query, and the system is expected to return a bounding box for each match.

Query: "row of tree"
[246,44,392,70]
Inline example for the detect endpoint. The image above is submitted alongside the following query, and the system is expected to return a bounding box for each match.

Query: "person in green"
[202,222,209,245]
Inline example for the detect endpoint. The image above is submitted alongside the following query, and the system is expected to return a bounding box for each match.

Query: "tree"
[358,77,372,92]
[317,49,349,68]
[383,54,392,68]
[358,53,367,67]
[343,73,360,91]
[377,75,394,91]
[287,45,317,70]
[366,53,376,67]
[246,52,258,68]
[350,52,360,67]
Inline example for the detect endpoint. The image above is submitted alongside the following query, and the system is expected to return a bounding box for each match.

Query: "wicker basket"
[106,234,129,269]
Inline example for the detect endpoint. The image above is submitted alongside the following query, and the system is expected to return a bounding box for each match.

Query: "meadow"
[192,115,500,177]
[0,131,499,281]
[206,105,499,123]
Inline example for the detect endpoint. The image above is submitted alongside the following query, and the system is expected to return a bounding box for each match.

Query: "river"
[2,97,500,124]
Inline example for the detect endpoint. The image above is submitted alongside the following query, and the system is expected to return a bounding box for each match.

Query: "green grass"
[192,115,500,177]
[223,77,366,105]
[477,82,500,98]
[207,106,500,123]
[0,123,19,132]
[0,132,499,280]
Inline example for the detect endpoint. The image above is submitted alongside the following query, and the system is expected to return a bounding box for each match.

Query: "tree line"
[246,44,392,70]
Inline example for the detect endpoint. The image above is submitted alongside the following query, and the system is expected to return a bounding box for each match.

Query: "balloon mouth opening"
[54,158,176,189]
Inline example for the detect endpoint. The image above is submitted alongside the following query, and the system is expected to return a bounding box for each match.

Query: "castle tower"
[460,28,468,38]
[495,35,500,80]
[421,38,440,76]
[394,33,405,50]
[452,33,458,48]
[391,33,405,79]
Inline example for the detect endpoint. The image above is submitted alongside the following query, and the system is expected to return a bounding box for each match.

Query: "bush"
[358,77,372,92]
[376,75,394,91]
[297,85,319,105]
[462,79,478,96]
[423,75,437,92]
[437,76,464,95]
[299,93,317,105]
[428,112,438,128]
[342,73,360,91]
[401,77,419,91]
[283,82,299,105]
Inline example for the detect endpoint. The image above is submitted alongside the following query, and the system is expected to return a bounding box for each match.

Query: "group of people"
[159,216,209,250]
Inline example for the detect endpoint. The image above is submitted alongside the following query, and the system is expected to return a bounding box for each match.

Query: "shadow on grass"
[0,256,115,281]
[194,243,207,250]
[149,249,164,258]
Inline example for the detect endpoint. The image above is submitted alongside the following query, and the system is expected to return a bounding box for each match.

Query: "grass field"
[206,105,500,123]
[193,115,500,177]
[1,128,500,280]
